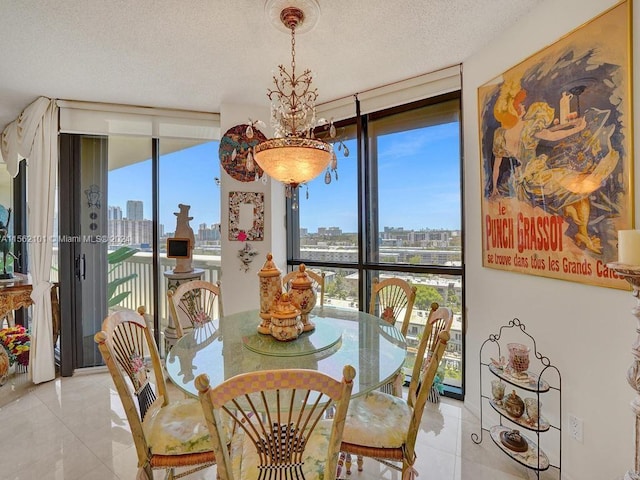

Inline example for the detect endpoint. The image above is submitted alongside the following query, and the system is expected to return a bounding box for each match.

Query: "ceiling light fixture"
[253,1,336,196]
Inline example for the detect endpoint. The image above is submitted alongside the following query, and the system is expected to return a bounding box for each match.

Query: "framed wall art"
[478,0,633,290]
[228,191,264,241]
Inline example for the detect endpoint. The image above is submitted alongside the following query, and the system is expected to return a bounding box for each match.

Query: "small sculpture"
[173,204,195,273]
[238,243,259,272]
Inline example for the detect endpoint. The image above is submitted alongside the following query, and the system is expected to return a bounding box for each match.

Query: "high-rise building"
[197,222,221,242]
[109,218,152,247]
[108,205,122,220]
[126,200,144,221]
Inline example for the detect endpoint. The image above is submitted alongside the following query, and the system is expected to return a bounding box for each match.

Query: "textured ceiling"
[0,0,544,131]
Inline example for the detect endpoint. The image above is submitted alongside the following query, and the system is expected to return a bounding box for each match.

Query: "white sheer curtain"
[0,96,58,384]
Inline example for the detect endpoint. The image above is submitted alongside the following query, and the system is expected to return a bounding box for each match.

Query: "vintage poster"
[478,1,633,290]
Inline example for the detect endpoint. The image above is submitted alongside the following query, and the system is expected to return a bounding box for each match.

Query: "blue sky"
[298,121,461,232]
[108,121,461,234]
[109,142,220,233]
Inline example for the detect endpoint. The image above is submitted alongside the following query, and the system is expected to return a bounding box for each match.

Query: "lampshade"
[254,137,332,188]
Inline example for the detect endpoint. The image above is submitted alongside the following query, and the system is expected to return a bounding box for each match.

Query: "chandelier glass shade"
[254,137,332,188]
[254,4,334,190]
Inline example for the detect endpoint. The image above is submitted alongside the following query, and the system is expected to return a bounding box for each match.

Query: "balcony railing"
[110,252,222,334]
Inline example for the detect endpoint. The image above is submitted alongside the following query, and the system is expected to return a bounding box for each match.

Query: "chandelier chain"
[290,24,296,76]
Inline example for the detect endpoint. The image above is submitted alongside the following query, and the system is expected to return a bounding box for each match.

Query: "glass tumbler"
[491,379,506,404]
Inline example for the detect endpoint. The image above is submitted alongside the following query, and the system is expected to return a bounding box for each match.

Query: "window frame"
[286,91,465,399]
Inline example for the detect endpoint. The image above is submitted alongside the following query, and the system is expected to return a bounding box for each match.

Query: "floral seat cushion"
[342,391,412,448]
[230,418,335,480]
[142,398,213,455]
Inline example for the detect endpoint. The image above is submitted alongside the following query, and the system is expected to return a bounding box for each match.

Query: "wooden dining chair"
[168,280,222,339]
[94,307,216,480]
[283,266,327,307]
[369,277,416,337]
[423,302,454,359]
[339,330,450,479]
[369,277,417,396]
[196,365,356,480]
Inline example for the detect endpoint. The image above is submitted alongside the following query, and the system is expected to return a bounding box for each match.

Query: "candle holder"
[607,262,640,480]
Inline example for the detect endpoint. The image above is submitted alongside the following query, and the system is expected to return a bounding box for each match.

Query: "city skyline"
[107,120,461,233]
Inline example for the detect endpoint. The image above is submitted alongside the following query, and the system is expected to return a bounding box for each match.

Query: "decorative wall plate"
[219,124,267,182]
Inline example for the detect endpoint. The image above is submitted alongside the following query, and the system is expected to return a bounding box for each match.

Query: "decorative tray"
[242,317,342,357]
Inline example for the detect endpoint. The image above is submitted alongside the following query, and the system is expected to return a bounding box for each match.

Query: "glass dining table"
[165,305,407,398]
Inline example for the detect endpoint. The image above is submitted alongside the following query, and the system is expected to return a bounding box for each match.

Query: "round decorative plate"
[219,124,267,182]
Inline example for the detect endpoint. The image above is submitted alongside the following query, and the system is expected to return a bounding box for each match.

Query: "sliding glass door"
[59,133,220,374]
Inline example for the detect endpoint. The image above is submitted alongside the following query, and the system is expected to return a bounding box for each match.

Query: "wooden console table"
[0,273,33,328]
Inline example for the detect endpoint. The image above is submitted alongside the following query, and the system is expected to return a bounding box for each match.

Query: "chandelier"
[253,3,336,193]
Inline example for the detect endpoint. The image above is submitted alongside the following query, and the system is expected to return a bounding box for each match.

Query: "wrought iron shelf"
[472,318,561,478]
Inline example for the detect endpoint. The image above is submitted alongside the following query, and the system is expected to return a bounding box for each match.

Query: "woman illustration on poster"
[489,80,619,254]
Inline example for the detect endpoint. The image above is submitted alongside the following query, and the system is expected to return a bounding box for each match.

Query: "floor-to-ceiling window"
[287,91,464,397]
[105,137,221,357]
[158,139,220,356]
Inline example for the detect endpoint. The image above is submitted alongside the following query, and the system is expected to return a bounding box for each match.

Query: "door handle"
[74,255,81,280]
[74,254,87,280]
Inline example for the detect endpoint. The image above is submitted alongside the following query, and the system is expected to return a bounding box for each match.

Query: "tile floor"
[0,368,557,479]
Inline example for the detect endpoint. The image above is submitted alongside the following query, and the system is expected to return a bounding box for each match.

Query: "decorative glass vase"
[491,379,505,405]
[524,397,541,426]
[288,264,317,332]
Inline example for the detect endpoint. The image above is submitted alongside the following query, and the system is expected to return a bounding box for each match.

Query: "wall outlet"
[568,414,583,442]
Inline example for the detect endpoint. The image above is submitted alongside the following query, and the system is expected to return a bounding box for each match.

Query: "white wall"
[462,0,637,478]
[219,103,287,315]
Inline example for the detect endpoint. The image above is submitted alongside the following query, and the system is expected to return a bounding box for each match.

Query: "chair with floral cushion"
[339,330,450,479]
[196,365,356,480]
[369,277,416,397]
[168,280,222,339]
[94,307,216,480]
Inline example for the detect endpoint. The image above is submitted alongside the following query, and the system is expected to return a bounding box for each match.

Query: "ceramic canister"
[288,264,317,332]
[270,293,303,341]
[257,253,282,334]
